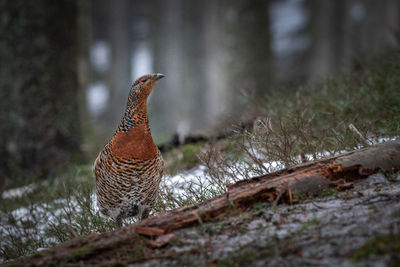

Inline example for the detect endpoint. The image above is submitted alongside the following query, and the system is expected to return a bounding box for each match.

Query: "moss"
[181,143,204,167]
[216,246,262,267]
[290,188,330,203]
[391,209,400,218]
[291,190,307,202]
[383,171,400,183]
[318,188,338,198]
[166,141,206,173]
[68,243,98,261]
[303,217,320,227]
[298,217,320,235]
[31,252,44,258]
[252,202,269,212]
[215,236,301,266]
[351,233,400,264]
[128,240,146,262]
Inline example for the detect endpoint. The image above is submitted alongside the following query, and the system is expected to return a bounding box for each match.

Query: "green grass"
[165,141,206,174]
[318,188,338,198]
[351,233,400,265]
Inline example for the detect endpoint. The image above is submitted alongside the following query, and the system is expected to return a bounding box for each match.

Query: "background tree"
[0,0,82,188]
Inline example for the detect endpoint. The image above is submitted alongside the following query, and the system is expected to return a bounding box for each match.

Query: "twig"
[348,123,371,147]
[66,225,78,238]
[288,187,293,206]
[273,184,289,206]
[311,202,324,209]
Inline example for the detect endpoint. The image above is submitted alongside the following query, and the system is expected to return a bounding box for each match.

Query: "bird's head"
[130,73,165,103]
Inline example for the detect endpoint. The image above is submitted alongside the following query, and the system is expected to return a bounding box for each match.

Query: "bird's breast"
[110,124,159,161]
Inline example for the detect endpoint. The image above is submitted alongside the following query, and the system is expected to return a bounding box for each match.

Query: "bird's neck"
[118,100,149,132]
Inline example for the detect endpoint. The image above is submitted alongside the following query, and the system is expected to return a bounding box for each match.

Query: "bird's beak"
[155,73,165,81]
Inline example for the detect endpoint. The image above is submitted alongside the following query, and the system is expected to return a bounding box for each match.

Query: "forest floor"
[5,141,400,266]
[5,169,400,266]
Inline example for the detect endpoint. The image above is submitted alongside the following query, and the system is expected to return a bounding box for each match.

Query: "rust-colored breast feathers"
[110,124,158,161]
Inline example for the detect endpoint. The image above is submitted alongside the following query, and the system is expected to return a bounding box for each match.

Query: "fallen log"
[132,140,400,236]
[8,140,400,266]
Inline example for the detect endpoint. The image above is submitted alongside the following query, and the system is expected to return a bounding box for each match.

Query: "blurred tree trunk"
[306,0,399,82]
[105,0,132,133]
[203,0,228,129]
[151,0,184,140]
[0,0,81,188]
[152,0,229,140]
[307,0,347,82]
[77,0,91,154]
[88,0,112,139]
[222,0,272,111]
[181,1,209,132]
[362,0,399,50]
[87,0,132,141]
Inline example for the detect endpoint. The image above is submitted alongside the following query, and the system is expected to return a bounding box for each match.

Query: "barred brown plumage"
[93,73,165,227]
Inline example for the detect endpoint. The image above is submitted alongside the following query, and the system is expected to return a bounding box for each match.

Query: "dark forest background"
[0,0,399,189]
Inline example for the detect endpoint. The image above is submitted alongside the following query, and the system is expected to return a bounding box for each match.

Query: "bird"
[93,73,165,227]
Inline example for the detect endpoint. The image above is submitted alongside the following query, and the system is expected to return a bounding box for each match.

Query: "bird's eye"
[140,79,147,83]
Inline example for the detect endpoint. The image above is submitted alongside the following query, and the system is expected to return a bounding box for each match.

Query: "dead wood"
[133,140,400,237]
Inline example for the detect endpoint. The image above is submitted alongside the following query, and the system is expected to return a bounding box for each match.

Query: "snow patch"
[2,184,37,199]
